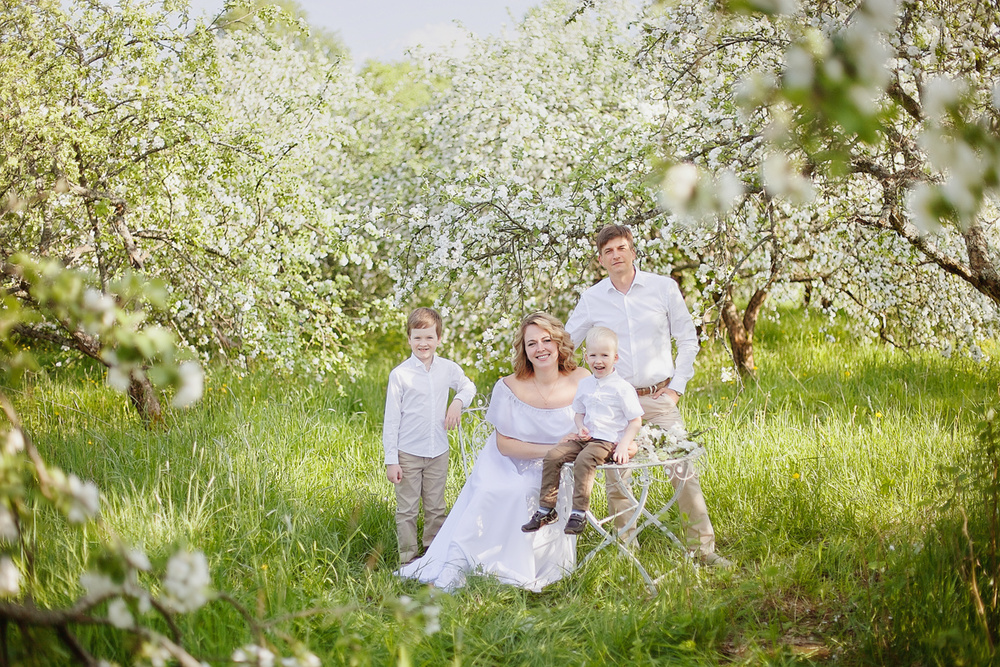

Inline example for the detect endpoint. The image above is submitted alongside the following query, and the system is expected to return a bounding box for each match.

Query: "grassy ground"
[7,310,1000,665]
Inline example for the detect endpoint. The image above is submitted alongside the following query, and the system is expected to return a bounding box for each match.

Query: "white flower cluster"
[0,556,20,597]
[397,594,443,636]
[633,424,700,463]
[49,469,100,524]
[232,644,320,667]
[162,550,212,613]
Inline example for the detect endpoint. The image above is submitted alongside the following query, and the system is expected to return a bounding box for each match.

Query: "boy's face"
[408,326,441,364]
[584,340,618,379]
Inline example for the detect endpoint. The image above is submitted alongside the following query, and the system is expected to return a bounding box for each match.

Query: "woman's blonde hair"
[512,312,578,379]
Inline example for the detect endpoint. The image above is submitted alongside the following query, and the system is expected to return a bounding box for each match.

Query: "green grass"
[5,309,1000,665]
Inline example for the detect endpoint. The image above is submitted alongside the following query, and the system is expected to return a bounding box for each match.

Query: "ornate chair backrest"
[453,406,492,478]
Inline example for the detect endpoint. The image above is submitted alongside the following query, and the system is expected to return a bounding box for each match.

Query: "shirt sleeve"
[564,293,592,350]
[664,279,699,394]
[382,370,403,465]
[621,384,644,420]
[571,384,587,414]
[449,362,477,408]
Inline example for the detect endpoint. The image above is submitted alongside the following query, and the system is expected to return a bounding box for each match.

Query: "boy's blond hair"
[407,307,443,338]
[585,326,618,353]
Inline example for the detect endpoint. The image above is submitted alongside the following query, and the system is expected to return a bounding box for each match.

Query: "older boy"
[383,307,476,564]
[522,326,643,535]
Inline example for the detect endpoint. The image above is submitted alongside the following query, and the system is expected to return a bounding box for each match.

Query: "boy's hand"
[444,399,462,430]
[612,441,632,465]
[577,426,591,441]
[386,464,402,484]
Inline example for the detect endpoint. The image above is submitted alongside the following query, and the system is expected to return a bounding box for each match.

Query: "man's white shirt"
[566,268,699,394]
[572,370,644,443]
[382,355,476,465]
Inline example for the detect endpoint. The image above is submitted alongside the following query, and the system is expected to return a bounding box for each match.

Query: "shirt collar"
[592,369,621,385]
[406,354,435,369]
[602,266,648,295]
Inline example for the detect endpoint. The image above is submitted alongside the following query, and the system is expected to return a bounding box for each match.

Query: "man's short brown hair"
[595,224,635,254]
[407,307,443,338]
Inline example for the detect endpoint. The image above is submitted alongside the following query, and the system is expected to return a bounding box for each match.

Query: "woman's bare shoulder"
[500,374,529,401]
[567,367,591,382]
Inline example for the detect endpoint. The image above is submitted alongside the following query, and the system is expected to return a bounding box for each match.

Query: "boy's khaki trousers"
[395,451,449,563]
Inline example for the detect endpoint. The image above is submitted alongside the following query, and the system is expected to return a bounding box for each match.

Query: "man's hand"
[612,441,632,465]
[386,464,402,484]
[653,386,681,403]
[444,399,463,430]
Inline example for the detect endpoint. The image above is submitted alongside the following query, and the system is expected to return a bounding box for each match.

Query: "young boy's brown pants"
[538,438,615,513]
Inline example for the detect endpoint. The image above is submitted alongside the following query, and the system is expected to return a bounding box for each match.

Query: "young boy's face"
[408,326,441,364]
[584,340,618,379]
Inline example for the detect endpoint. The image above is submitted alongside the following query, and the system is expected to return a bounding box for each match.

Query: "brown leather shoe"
[521,509,558,532]
[564,513,587,535]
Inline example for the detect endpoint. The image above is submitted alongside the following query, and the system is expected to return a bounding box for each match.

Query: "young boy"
[383,307,476,564]
[521,326,642,535]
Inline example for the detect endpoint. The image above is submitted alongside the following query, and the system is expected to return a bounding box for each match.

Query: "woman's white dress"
[397,379,576,592]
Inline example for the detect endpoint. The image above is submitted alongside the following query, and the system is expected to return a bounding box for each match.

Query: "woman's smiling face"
[523,323,557,371]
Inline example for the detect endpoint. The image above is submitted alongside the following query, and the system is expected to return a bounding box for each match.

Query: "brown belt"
[634,378,671,397]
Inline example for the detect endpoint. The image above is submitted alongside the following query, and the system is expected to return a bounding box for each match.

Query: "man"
[565,224,732,567]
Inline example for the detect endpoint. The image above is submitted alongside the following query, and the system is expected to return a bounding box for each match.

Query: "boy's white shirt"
[571,370,643,443]
[382,354,476,465]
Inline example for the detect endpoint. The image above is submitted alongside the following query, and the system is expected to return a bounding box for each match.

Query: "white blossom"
[162,550,212,613]
[922,76,964,120]
[782,46,814,89]
[126,548,152,572]
[0,507,18,543]
[280,653,321,667]
[233,644,276,667]
[51,472,101,524]
[4,429,24,455]
[171,361,205,408]
[139,642,172,667]
[659,163,700,212]
[106,366,131,392]
[108,597,134,629]
[80,571,119,598]
[0,557,19,597]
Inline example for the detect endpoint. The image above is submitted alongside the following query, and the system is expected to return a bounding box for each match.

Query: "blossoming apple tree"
[375,0,997,376]
[375,0,684,369]
[0,256,322,665]
[1,0,386,421]
[644,0,999,368]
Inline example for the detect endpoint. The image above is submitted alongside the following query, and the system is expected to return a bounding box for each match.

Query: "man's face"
[408,326,440,364]
[598,236,637,279]
[584,340,618,379]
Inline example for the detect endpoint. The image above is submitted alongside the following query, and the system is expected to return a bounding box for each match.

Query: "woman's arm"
[496,432,571,460]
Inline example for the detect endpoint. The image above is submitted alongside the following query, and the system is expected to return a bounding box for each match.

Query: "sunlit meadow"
[7,309,998,665]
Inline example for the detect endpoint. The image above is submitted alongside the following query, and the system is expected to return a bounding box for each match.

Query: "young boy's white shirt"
[571,370,643,443]
[383,354,476,465]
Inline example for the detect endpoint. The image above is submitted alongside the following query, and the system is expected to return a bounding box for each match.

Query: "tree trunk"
[720,286,769,377]
[128,374,162,425]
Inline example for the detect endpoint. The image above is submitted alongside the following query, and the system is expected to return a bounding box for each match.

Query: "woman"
[397,312,590,592]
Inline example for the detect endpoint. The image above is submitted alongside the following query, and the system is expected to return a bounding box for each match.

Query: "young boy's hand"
[386,464,402,484]
[444,399,463,430]
[612,441,632,465]
[577,426,591,441]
